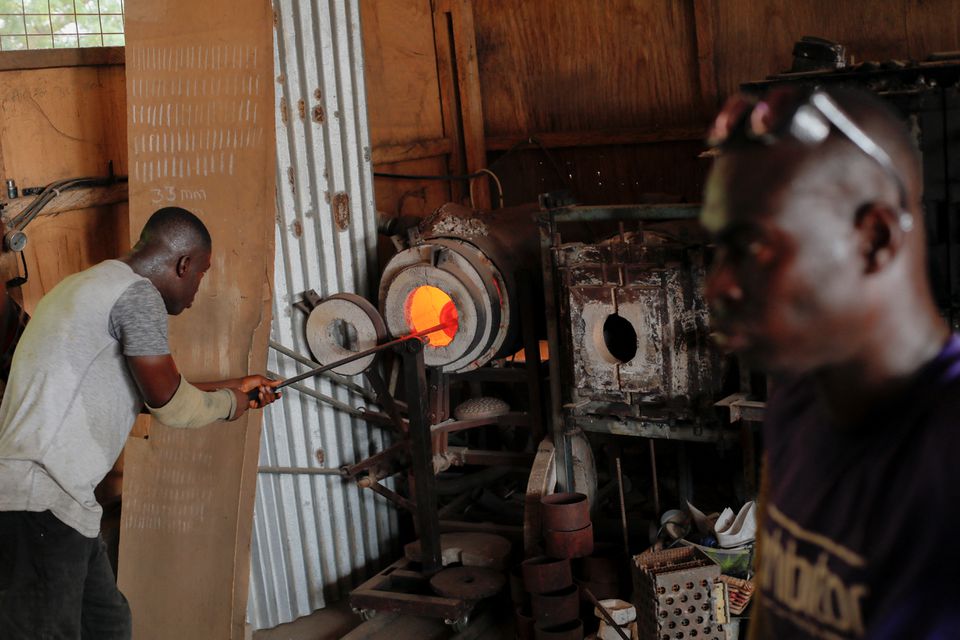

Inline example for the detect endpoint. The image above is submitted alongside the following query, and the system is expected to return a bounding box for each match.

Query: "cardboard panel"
[117,1,275,638]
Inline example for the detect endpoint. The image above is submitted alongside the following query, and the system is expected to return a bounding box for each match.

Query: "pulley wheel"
[429,566,505,601]
[305,293,387,376]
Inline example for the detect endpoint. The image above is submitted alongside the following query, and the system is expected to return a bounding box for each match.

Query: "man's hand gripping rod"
[247,322,450,404]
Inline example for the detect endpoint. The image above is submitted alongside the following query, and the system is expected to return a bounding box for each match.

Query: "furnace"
[378,202,540,372]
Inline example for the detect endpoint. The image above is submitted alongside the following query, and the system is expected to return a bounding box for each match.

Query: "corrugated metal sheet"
[247,0,397,630]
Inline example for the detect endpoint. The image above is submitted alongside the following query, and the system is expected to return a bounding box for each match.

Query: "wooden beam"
[449,0,489,209]
[692,0,720,115]
[372,136,453,165]
[432,0,465,201]
[2,182,128,223]
[485,126,706,151]
[0,47,124,72]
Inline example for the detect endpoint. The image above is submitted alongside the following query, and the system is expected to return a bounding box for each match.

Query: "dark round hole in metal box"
[602,313,637,363]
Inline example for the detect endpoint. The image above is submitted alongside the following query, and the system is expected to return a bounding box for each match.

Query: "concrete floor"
[251,600,511,640]
[251,600,360,640]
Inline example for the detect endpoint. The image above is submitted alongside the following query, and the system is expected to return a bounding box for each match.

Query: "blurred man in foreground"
[703,86,958,638]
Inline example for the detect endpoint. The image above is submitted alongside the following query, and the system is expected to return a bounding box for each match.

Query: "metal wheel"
[446,615,470,633]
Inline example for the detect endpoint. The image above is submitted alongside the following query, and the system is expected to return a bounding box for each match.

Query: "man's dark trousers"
[0,510,131,639]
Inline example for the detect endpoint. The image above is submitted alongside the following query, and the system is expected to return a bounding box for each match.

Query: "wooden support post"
[432,0,465,203]
[692,0,720,116]
[1,182,128,222]
[432,0,489,209]
[401,339,442,574]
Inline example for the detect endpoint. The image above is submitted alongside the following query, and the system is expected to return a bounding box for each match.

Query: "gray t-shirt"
[108,279,170,357]
[0,260,169,537]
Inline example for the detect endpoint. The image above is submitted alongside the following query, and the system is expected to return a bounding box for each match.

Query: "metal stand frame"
[347,302,546,622]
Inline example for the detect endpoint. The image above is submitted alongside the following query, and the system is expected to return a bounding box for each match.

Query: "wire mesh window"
[0,1,124,51]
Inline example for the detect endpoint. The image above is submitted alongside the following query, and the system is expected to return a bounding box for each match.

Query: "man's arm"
[126,354,279,421]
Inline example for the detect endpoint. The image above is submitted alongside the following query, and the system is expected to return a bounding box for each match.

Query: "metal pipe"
[435,467,523,496]
[616,457,629,556]
[269,340,376,402]
[649,440,661,516]
[258,466,343,476]
[581,585,632,640]
[265,371,394,428]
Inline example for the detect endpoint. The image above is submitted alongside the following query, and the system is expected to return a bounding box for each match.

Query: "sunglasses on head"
[706,86,913,232]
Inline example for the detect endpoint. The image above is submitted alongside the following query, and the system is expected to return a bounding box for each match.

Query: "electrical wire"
[8,174,127,232]
[370,133,573,208]
[376,167,504,210]
[476,168,503,208]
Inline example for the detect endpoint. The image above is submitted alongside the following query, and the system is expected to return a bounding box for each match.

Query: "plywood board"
[117,1,275,638]
[490,141,707,207]
[711,0,960,97]
[0,65,127,185]
[0,64,127,304]
[473,0,702,137]
[374,157,454,217]
[361,0,445,146]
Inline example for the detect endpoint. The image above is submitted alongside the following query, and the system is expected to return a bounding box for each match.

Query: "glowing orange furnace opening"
[405,285,459,347]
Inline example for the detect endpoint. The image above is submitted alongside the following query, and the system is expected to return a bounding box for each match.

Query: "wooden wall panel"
[117,0,275,637]
[373,157,452,217]
[473,0,702,137]
[359,1,960,211]
[710,0,960,98]
[492,141,708,208]
[361,0,445,146]
[0,64,128,306]
[361,0,459,216]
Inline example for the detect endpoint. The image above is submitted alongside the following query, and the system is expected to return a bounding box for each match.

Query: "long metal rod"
[257,466,343,476]
[616,457,629,556]
[649,440,661,516]
[540,212,573,490]
[264,373,396,429]
[272,322,449,392]
[269,340,375,402]
[581,585,632,640]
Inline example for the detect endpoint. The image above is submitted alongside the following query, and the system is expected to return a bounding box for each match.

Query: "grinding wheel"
[429,566,505,601]
[305,293,387,376]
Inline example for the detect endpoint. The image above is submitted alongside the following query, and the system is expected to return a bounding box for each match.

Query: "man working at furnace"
[0,206,279,639]
[703,85,960,638]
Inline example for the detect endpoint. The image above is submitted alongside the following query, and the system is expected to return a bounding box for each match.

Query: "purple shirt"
[755,336,960,639]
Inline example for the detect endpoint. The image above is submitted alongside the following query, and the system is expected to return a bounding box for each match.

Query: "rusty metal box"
[632,546,725,640]
[555,227,726,432]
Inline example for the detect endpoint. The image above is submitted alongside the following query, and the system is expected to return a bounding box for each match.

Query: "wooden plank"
[488,140,708,207]
[16,204,128,314]
[449,0,489,209]
[692,0,720,115]
[361,1,446,145]
[372,136,453,164]
[712,1,960,99]
[117,1,275,638]
[486,126,705,151]
[2,182,128,222]
[0,46,124,71]
[432,0,465,202]
[472,1,702,136]
[373,157,452,217]
[0,63,127,310]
